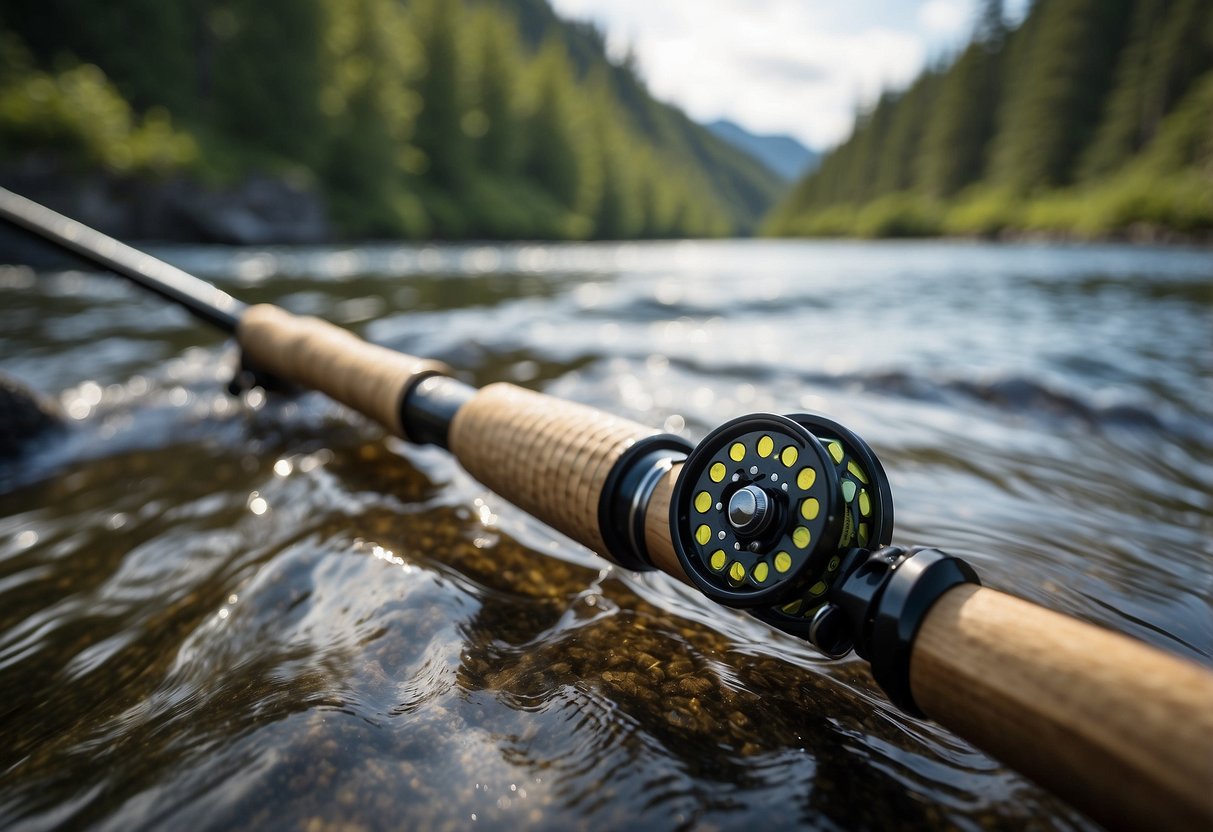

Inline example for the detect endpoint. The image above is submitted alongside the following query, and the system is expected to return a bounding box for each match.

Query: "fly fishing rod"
[3,186,1211,831]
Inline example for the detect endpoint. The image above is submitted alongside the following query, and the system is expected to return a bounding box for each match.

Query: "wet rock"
[1,158,332,252]
[0,373,64,459]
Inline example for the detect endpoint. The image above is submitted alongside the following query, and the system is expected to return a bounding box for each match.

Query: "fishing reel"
[670,413,893,656]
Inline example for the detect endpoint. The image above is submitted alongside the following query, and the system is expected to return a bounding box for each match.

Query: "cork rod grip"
[237,304,449,439]
[448,383,657,557]
[910,584,1213,832]
[643,465,692,583]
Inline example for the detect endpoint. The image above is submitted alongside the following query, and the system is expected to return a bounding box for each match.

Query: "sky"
[547,0,1028,150]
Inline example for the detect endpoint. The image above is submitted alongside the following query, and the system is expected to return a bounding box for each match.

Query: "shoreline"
[3,167,1208,254]
[767,225,1213,247]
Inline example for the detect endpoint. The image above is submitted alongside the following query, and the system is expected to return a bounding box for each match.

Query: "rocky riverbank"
[2,160,331,262]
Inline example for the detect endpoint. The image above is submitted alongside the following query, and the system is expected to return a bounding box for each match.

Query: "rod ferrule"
[400,375,476,449]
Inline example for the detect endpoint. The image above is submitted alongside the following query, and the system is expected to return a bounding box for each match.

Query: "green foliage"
[991,0,1136,190]
[919,43,1001,196]
[874,72,942,194]
[0,43,195,175]
[1080,0,1213,178]
[491,0,783,233]
[845,94,897,203]
[0,0,195,113]
[208,0,332,168]
[939,187,1023,236]
[469,7,528,176]
[0,0,761,240]
[522,39,595,217]
[769,0,1213,240]
[853,194,943,238]
[584,71,643,239]
[409,0,474,191]
[1018,172,1213,235]
[767,195,944,239]
[1135,70,1213,172]
[318,0,427,236]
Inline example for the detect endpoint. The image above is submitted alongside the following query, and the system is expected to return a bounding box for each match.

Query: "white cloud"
[549,0,985,149]
[919,0,972,37]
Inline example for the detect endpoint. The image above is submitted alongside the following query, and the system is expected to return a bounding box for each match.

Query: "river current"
[1,239,1210,830]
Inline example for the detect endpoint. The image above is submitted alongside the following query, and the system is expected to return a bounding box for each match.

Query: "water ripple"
[1,240,1205,830]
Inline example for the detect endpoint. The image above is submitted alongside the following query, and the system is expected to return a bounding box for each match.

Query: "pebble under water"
[1,239,1210,830]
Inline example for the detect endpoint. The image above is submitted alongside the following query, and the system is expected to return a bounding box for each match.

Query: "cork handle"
[237,304,449,439]
[911,584,1213,832]
[448,383,657,557]
[643,464,692,583]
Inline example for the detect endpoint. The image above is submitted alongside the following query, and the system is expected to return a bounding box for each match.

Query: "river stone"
[1,158,332,249]
[0,373,64,458]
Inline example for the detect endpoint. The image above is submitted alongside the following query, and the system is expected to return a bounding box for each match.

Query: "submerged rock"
[0,373,64,459]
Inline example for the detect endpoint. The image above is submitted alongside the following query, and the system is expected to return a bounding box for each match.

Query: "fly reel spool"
[670,413,894,653]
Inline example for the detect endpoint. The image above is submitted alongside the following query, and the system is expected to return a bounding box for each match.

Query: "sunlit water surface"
[1,239,1210,830]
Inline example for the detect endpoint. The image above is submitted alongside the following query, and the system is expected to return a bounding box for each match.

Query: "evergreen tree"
[0,0,194,115]
[469,7,526,176]
[319,0,426,234]
[990,0,1135,190]
[209,0,331,167]
[918,2,1007,198]
[637,158,680,237]
[920,46,1001,196]
[584,71,642,239]
[768,0,1213,238]
[0,0,850,240]
[873,71,942,194]
[522,39,594,218]
[1081,0,1213,178]
[409,0,474,191]
[843,93,896,202]
[974,0,1007,45]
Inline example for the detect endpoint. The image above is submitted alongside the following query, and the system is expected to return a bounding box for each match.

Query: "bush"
[1021,172,1213,237]
[943,187,1025,236]
[853,193,942,238]
[0,60,195,175]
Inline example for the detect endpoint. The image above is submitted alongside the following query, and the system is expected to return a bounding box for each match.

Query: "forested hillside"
[0,0,782,240]
[765,0,1213,239]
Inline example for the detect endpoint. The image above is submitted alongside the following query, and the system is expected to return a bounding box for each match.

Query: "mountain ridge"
[706,119,820,181]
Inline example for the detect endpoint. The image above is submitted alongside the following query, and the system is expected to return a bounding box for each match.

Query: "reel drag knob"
[669,414,842,608]
[728,485,772,536]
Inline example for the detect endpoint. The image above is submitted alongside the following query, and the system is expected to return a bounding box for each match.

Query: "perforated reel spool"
[670,414,843,608]
[753,413,894,638]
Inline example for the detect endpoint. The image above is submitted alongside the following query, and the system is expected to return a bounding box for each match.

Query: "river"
[1,239,1210,830]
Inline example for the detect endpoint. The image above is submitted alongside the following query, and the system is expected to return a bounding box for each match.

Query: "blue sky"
[548,0,1028,150]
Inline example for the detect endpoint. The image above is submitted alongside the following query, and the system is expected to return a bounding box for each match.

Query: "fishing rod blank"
[3,186,1211,832]
[0,187,246,332]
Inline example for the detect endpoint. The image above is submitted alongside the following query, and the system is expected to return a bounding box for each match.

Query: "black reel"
[670,412,894,652]
[750,414,894,645]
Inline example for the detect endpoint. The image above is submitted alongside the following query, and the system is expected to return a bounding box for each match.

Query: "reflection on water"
[1,239,1210,830]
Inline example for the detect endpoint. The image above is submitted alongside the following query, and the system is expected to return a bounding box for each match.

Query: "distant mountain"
[706,120,820,181]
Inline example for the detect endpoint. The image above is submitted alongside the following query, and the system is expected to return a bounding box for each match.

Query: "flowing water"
[1,239,1210,831]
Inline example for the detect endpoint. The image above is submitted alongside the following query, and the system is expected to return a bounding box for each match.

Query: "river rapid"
[1,239,1210,830]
